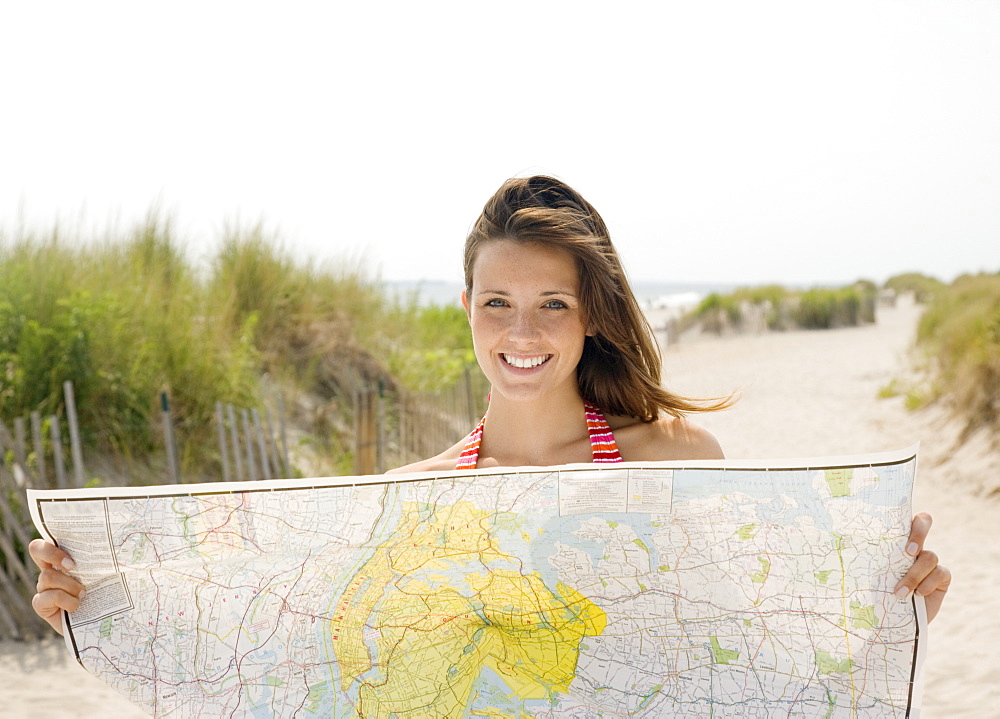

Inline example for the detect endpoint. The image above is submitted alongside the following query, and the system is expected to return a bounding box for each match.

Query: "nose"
[508,308,541,344]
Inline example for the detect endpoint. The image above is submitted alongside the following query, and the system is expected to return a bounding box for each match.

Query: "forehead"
[471,240,580,290]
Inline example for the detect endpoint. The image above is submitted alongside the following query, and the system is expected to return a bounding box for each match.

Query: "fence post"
[63,381,86,487]
[13,418,27,487]
[0,589,21,639]
[251,409,271,480]
[398,395,408,467]
[226,404,244,482]
[263,406,285,479]
[354,388,377,476]
[464,366,476,425]
[216,402,231,482]
[277,395,290,477]
[50,415,68,489]
[30,412,47,487]
[161,393,180,483]
[352,391,361,475]
[240,409,257,480]
[376,382,385,475]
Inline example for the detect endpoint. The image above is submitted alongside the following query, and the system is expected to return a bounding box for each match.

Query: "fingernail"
[61,558,76,571]
[78,589,87,602]
[906,542,919,556]
[894,586,910,600]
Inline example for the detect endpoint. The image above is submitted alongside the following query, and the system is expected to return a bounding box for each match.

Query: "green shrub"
[915,272,1000,434]
[885,272,946,303]
[0,218,479,480]
[688,283,874,334]
[793,286,873,329]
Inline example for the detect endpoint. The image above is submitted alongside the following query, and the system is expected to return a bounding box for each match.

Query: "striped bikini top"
[455,400,623,470]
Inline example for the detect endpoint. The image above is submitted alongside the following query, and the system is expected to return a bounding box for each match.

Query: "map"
[29,448,925,718]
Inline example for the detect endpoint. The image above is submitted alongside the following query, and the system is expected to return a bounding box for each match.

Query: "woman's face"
[463,239,588,404]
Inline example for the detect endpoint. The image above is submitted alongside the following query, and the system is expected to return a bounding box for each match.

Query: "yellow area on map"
[330,500,606,718]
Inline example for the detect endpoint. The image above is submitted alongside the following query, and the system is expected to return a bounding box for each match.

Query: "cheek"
[468,314,501,351]
[547,316,587,343]
[470,313,497,333]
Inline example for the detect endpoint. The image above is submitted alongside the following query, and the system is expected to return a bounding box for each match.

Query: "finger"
[893,549,939,599]
[31,588,83,635]
[904,513,933,557]
[919,565,952,624]
[28,539,76,572]
[915,563,952,598]
[36,567,85,597]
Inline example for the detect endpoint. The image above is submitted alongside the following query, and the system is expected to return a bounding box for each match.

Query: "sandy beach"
[2,295,997,717]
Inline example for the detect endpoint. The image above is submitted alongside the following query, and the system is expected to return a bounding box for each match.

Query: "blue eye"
[484,298,508,307]
[544,300,568,309]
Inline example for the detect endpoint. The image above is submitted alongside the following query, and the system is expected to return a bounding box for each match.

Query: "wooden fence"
[0,372,488,641]
[0,419,49,640]
[357,371,488,474]
[0,380,91,640]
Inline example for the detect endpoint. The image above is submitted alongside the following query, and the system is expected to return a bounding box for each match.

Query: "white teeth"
[503,354,549,368]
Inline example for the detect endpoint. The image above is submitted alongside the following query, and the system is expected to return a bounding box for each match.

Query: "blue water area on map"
[682,468,829,529]
[464,665,556,716]
[855,465,912,507]
[669,463,912,535]
[509,510,663,591]
[246,680,279,718]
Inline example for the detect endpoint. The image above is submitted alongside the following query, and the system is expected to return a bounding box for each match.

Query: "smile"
[502,354,551,369]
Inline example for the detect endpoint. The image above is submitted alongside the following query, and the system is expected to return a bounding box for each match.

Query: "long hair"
[464,175,731,421]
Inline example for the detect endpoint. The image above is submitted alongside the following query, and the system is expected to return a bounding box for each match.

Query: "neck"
[478,389,590,467]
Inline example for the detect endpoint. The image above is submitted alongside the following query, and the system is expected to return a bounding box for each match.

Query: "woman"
[391,175,729,473]
[30,175,950,633]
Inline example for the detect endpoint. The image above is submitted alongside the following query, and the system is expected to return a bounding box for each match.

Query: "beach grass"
[914,272,1000,436]
[0,218,475,480]
[693,282,877,333]
[885,272,947,303]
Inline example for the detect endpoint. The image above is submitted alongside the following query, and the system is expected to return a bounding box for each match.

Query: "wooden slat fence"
[0,419,52,640]
[213,400,291,482]
[357,368,489,474]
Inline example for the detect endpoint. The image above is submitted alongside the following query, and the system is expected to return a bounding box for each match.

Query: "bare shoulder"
[611,415,724,461]
[385,438,466,475]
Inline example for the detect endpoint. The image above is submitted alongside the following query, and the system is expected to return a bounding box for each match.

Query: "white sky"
[2,1,998,287]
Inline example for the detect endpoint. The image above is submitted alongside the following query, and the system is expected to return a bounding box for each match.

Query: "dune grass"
[0,218,476,480]
[885,272,946,303]
[914,272,1000,436]
[693,282,877,333]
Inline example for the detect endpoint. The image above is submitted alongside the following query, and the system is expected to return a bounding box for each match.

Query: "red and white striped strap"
[455,400,623,470]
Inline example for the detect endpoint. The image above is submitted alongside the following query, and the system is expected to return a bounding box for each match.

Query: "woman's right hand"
[29,539,85,635]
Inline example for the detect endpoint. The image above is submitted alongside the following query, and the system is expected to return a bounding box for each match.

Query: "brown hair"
[464,175,731,421]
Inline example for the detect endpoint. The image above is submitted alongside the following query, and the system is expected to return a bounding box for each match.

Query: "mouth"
[502,353,552,369]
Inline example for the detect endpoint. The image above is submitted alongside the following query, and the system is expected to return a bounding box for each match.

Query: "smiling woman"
[390,175,734,473]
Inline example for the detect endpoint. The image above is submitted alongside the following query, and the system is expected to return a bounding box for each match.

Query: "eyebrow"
[475,289,578,297]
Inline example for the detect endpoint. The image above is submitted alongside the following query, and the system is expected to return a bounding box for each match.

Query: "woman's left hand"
[893,512,951,623]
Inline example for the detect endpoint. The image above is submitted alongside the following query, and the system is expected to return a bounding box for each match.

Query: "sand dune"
[2,295,996,717]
